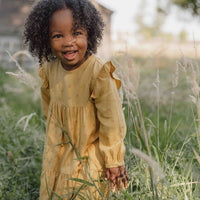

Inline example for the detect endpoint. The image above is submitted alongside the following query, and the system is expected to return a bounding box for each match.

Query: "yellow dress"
[38,54,126,200]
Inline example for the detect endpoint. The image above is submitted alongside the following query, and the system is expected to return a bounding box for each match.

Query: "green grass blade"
[193,148,200,164]
[44,173,51,199]
[71,184,85,200]
[120,189,135,199]
[48,189,63,200]
[77,193,87,200]
[67,178,94,187]
[61,128,103,198]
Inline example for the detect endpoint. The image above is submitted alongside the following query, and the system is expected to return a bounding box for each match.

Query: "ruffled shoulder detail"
[99,61,121,90]
[90,60,122,101]
[108,61,121,90]
[38,63,49,89]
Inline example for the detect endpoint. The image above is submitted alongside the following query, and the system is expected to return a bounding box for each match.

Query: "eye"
[52,34,63,39]
[73,31,82,37]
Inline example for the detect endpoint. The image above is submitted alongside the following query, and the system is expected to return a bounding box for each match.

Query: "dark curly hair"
[24,0,104,64]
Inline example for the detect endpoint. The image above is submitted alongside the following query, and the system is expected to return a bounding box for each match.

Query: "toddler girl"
[24,0,127,199]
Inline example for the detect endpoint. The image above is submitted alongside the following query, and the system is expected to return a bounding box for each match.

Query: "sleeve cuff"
[105,161,125,168]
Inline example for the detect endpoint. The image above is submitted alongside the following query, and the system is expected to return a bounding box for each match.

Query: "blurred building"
[90,0,113,60]
[0,0,32,66]
[0,0,113,67]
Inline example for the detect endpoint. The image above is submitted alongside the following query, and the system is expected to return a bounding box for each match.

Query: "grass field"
[0,52,199,199]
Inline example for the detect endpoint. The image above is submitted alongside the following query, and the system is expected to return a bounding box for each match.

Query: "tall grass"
[0,51,200,199]
[116,53,200,199]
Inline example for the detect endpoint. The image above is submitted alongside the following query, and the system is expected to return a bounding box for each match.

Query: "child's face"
[49,9,88,70]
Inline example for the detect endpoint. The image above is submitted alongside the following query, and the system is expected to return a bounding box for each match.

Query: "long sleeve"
[91,61,126,168]
[38,63,50,121]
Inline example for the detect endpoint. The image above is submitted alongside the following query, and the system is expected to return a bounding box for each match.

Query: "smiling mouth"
[63,50,78,60]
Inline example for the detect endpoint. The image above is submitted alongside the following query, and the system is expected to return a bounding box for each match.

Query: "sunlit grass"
[0,51,200,199]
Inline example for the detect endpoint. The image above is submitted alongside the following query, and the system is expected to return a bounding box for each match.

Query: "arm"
[38,64,50,121]
[40,87,50,121]
[91,61,128,190]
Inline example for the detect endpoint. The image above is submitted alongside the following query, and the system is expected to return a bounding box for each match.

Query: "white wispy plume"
[130,148,165,183]
[16,113,37,131]
[5,50,40,98]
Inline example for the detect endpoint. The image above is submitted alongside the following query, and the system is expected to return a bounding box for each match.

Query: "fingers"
[105,167,119,191]
[116,176,121,190]
[119,165,125,177]
[110,174,116,190]
[122,175,128,188]
[121,167,128,189]
[105,166,129,191]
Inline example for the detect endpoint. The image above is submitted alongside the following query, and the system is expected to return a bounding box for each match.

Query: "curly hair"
[24,0,104,64]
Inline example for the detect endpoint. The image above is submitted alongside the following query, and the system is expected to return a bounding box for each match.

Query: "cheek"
[81,39,88,51]
[77,36,88,50]
[50,41,61,53]
[84,42,88,51]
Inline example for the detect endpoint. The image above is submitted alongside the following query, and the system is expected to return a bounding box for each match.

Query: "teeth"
[65,51,76,54]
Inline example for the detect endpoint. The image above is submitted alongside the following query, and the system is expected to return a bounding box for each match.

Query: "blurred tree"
[135,0,155,40]
[179,30,188,42]
[135,0,171,40]
[172,0,200,15]
[153,0,168,37]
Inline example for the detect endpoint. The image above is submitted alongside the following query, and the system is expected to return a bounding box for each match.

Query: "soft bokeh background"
[104,0,200,58]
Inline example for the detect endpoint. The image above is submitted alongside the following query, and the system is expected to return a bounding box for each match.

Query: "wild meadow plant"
[0,51,43,199]
[117,52,200,199]
[174,56,200,162]
[1,50,200,199]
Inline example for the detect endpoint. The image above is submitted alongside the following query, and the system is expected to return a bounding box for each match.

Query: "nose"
[63,35,76,46]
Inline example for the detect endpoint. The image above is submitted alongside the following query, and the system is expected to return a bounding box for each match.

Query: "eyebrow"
[49,31,62,35]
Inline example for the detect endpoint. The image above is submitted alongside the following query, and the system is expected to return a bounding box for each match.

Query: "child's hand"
[105,165,128,191]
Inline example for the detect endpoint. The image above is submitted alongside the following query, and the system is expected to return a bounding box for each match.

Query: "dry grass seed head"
[5,51,40,99]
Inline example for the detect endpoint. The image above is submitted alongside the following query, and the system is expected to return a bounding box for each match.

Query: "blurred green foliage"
[173,0,200,15]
